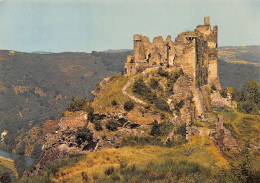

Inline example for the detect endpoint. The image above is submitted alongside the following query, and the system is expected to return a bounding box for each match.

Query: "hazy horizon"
[0,0,259,52]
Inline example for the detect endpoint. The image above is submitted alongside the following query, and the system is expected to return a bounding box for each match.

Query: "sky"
[0,0,259,52]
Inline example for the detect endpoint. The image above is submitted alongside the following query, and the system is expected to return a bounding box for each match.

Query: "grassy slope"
[92,74,130,114]
[0,157,18,179]
[51,135,228,182]
[91,74,162,125]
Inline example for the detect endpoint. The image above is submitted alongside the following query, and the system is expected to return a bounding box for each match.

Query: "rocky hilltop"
[30,17,251,177]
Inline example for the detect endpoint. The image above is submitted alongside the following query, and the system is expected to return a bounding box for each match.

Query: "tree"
[234,81,260,114]
[150,78,159,90]
[75,128,93,146]
[0,172,12,183]
[229,145,259,183]
[106,119,118,131]
[155,98,170,112]
[124,101,134,111]
[14,155,26,177]
[87,106,95,123]
[94,121,102,131]
[150,120,160,136]
[111,99,117,106]
[67,97,87,112]
[243,80,259,102]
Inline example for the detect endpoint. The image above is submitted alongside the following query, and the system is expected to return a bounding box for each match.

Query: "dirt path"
[122,78,147,105]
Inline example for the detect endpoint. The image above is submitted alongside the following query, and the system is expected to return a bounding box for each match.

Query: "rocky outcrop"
[211,91,234,108]
[59,112,88,131]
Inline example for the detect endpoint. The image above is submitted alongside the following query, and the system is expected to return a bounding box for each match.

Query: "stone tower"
[124,16,221,90]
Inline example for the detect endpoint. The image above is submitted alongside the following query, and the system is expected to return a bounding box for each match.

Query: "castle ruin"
[125,17,221,90]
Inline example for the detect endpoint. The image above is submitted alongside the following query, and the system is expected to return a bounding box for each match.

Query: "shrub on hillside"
[211,85,217,91]
[233,80,259,114]
[133,78,152,96]
[177,124,186,137]
[175,99,184,112]
[124,101,135,111]
[87,106,95,123]
[150,120,173,136]
[238,101,258,114]
[150,78,159,90]
[154,98,170,112]
[104,166,114,175]
[157,68,169,77]
[106,119,118,131]
[75,127,93,145]
[94,121,102,131]
[111,99,117,106]
[67,97,87,112]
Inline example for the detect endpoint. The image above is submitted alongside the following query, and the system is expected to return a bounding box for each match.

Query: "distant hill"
[218,45,260,89]
[0,46,259,154]
[0,50,132,152]
[218,45,260,64]
[103,49,132,53]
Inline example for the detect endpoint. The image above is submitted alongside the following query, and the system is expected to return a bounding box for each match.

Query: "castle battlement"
[124,17,221,90]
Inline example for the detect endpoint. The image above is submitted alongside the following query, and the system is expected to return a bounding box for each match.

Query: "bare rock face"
[91,77,111,97]
[211,91,234,108]
[59,112,88,131]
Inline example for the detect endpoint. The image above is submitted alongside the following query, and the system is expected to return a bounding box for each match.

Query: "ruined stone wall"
[124,17,220,92]
[125,17,222,118]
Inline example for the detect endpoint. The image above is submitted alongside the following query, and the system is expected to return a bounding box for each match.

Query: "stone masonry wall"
[124,17,220,92]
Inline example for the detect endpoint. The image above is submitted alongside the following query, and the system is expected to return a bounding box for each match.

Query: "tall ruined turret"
[124,17,222,118]
[124,17,221,90]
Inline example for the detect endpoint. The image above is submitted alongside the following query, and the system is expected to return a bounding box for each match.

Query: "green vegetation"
[91,74,130,113]
[121,136,163,147]
[75,127,93,146]
[94,121,103,131]
[67,97,87,112]
[154,98,170,112]
[87,106,95,123]
[149,78,159,90]
[231,80,259,114]
[14,156,26,178]
[104,166,115,175]
[0,172,12,183]
[111,99,117,106]
[17,175,51,183]
[150,120,173,137]
[175,99,185,112]
[132,77,170,112]
[177,124,186,137]
[218,58,260,89]
[0,158,17,181]
[106,119,119,131]
[220,80,259,119]
[123,101,134,111]
[132,78,153,101]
